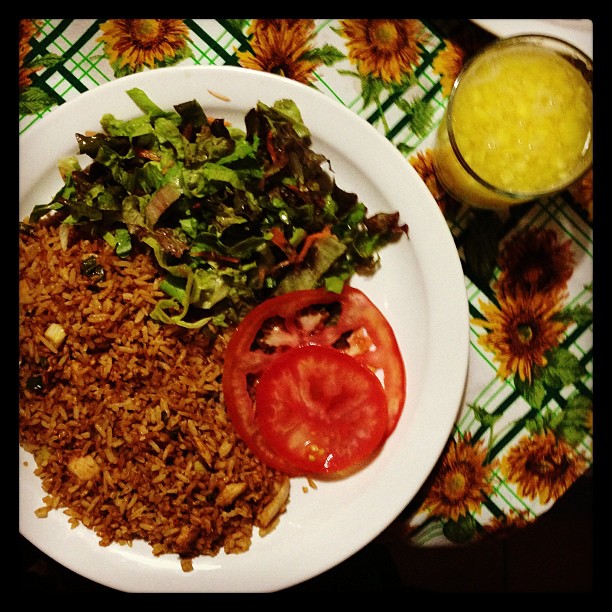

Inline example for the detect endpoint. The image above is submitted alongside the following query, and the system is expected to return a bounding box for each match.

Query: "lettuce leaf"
[32,90,408,327]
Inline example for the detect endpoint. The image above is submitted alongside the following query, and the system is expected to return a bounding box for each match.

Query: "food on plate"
[19,90,408,568]
[19,222,290,572]
[29,88,408,328]
[222,286,406,475]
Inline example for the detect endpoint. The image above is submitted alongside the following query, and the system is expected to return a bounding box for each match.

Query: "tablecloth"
[19,18,593,547]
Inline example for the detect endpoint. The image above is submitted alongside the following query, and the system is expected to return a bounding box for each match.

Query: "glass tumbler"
[432,34,593,210]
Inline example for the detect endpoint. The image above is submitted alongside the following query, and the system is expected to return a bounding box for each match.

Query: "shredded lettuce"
[31,89,408,327]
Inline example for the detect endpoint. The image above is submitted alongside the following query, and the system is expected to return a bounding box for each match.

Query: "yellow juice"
[434,39,592,209]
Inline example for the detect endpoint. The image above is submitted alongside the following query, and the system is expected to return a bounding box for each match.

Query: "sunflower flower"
[339,19,428,84]
[432,38,466,97]
[421,435,496,522]
[19,19,42,91]
[472,288,569,383]
[409,149,460,217]
[98,19,192,76]
[236,19,321,85]
[501,430,587,505]
[496,228,575,297]
[569,168,593,221]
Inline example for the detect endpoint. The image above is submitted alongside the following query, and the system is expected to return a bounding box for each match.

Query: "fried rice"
[18,221,290,572]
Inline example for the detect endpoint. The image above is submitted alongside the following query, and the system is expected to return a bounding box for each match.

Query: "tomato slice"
[255,345,388,474]
[222,286,406,475]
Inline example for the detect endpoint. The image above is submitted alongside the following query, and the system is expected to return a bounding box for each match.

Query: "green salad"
[30,88,408,328]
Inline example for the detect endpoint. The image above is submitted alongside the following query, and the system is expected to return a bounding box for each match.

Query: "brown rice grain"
[19,222,290,570]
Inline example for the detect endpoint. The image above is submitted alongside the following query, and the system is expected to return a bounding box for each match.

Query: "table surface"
[19,17,593,559]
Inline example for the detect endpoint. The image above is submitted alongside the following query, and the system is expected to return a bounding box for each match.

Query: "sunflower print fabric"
[19,18,593,546]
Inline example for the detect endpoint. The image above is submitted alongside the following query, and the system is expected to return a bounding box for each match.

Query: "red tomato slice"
[255,345,388,474]
[222,286,406,475]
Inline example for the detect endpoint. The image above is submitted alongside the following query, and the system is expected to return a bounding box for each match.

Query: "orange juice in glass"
[433,35,593,210]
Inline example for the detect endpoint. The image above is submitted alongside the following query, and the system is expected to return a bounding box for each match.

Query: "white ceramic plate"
[19,66,469,593]
[470,19,593,58]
